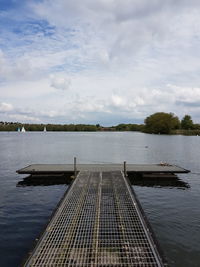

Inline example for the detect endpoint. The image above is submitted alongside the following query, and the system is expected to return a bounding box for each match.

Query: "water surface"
[0,132,199,266]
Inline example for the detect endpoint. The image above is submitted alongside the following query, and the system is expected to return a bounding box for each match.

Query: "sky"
[1,0,200,125]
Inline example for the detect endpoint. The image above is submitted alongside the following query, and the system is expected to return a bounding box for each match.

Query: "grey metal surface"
[17,163,189,174]
[24,171,166,267]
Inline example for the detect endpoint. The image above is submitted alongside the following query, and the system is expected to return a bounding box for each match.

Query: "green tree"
[144,112,180,134]
[115,124,129,131]
[193,123,200,130]
[181,115,193,130]
[96,124,101,128]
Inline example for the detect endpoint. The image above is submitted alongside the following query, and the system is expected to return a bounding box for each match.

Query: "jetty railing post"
[74,157,77,178]
[124,161,127,177]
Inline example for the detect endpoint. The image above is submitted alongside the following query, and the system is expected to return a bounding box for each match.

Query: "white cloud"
[8,114,40,122]
[0,102,13,112]
[0,49,37,82]
[50,74,71,90]
[1,0,200,124]
[111,94,126,107]
[167,84,200,103]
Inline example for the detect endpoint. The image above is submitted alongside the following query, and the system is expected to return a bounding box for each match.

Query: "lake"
[0,131,199,266]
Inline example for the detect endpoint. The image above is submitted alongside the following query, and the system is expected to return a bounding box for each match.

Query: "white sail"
[44,126,47,132]
[21,126,26,132]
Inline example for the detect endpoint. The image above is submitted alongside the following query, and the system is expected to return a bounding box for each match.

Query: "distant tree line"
[143,112,200,134]
[0,113,199,135]
[115,124,145,131]
[0,122,99,132]
[0,122,144,132]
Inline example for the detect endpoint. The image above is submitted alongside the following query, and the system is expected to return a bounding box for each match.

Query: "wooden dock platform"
[17,163,189,175]
[23,171,167,267]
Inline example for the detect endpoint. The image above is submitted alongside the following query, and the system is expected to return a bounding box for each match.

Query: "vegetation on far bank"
[144,113,200,135]
[171,129,200,135]
[0,112,199,135]
[0,122,145,132]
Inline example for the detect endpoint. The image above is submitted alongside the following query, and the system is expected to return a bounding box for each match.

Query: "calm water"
[0,132,199,266]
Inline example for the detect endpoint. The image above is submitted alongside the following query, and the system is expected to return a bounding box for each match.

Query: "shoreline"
[0,130,199,136]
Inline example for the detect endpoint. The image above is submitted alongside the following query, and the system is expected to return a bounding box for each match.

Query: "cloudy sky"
[1,0,200,125]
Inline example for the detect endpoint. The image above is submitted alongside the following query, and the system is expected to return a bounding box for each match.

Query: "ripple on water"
[0,132,200,267]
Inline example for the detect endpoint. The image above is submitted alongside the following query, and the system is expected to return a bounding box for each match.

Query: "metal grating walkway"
[24,171,166,267]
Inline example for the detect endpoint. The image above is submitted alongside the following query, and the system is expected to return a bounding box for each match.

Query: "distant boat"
[44,126,47,132]
[17,127,20,132]
[21,126,26,132]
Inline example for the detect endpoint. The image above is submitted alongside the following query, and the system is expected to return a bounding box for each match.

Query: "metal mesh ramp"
[24,171,166,267]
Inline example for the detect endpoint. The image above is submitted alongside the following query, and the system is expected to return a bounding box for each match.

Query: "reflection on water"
[0,132,200,267]
[17,173,74,186]
[17,172,190,189]
[128,173,190,189]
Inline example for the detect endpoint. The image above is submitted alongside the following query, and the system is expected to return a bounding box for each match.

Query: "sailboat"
[17,127,20,132]
[21,126,26,132]
[44,126,47,132]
